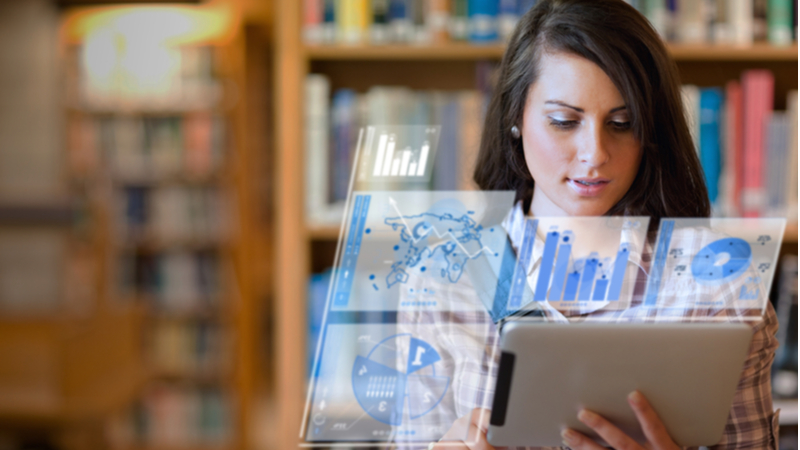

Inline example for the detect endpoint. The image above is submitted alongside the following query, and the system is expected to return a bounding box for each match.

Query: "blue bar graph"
[578,256,599,300]
[592,277,609,300]
[645,220,675,306]
[534,231,560,301]
[509,219,538,309]
[607,243,629,301]
[548,233,573,301]
[563,271,580,301]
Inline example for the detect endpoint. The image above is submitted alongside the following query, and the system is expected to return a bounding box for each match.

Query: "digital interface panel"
[300,125,787,446]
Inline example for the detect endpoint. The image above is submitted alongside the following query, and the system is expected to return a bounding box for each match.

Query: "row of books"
[683,70,797,218]
[118,250,222,311]
[148,320,227,375]
[74,45,223,110]
[117,185,229,243]
[305,72,798,224]
[305,73,489,223]
[108,384,231,447]
[67,114,226,181]
[303,0,797,46]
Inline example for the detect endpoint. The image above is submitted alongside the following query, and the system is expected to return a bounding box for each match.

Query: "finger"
[627,391,675,446]
[577,409,643,450]
[469,408,493,435]
[464,420,496,450]
[560,428,609,450]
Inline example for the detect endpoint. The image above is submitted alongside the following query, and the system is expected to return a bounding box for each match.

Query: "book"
[719,80,744,217]
[304,0,324,43]
[644,0,670,39]
[741,69,775,217]
[727,0,756,44]
[676,0,709,42]
[768,0,794,44]
[681,84,701,154]
[468,0,499,43]
[370,0,391,43]
[322,0,337,43]
[305,75,332,223]
[338,0,370,44]
[389,0,413,42]
[429,0,451,43]
[499,0,521,41]
[754,0,769,40]
[699,88,723,206]
[786,90,798,219]
[449,0,469,40]
[764,111,789,216]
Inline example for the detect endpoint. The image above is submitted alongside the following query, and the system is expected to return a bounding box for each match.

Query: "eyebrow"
[544,100,627,114]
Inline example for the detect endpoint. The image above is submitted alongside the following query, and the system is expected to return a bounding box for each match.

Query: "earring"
[510,125,521,139]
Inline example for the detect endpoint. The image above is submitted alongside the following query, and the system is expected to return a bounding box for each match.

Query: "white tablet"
[486,322,753,448]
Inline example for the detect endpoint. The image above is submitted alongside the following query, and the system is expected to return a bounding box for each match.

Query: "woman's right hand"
[430,408,496,450]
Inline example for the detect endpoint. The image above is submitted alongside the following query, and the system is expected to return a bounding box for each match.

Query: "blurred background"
[0,0,796,449]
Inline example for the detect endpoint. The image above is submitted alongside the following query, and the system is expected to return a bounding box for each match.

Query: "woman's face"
[521,51,642,217]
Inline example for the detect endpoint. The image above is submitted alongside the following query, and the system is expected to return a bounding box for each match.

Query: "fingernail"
[578,409,598,426]
[628,390,642,406]
[561,428,579,445]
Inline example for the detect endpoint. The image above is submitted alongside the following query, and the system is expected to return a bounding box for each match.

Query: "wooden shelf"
[305,42,798,61]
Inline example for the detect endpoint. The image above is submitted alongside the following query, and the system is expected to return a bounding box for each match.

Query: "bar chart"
[507,217,648,311]
[355,126,440,185]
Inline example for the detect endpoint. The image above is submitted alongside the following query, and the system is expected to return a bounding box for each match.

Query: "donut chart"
[351,334,449,426]
[691,238,752,285]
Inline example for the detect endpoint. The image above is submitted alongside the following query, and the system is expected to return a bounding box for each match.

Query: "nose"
[576,123,610,167]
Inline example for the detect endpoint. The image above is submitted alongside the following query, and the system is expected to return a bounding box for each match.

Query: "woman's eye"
[610,120,632,131]
[549,118,578,130]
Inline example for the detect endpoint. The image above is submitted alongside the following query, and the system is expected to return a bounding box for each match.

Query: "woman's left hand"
[560,391,680,450]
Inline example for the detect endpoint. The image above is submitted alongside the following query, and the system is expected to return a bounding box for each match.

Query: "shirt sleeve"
[708,301,780,450]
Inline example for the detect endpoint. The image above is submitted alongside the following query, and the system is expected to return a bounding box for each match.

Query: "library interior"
[0,0,797,449]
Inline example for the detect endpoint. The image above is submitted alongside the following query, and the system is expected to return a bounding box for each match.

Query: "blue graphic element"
[645,219,675,306]
[739,285,759,300]
[563,271,580,301]
[548,233,573,301]
[691,238,752,284]
[407,338,441,374]
[607,244,629,301]
[488,240,519,322]
[334,195,371,307]
[593,277,609,301]
[534,230,559,301]
[578,255,599,301]
[352,334,449,426]
[509,219,537,308]
[383,208,493,290]
[352,356,406,425]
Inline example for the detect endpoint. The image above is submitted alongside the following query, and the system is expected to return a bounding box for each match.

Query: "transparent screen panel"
[329,190,516,313]
[643,218,785,321]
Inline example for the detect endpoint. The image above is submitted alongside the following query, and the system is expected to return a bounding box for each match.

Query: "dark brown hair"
[473,0,710,222]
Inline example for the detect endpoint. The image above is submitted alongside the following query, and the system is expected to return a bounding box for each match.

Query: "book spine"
[370,0,391,43]
[730,0,755,44]
[411,0,431,42]
[468,0,499,43]
[786,90,798,218]
[720,80,743,217]
[677,0,709,42]
[499,0,520,41]
[644,0,669,39]
[305,75,331,222]
[681,84,701,154]
[768,0,794,44]
[429,0,452,42]
[322,0,337,42]
[338,0,370,44]
[304,0,324,43]
[754,0,769,41]
[764,112,788,215]
[331,89,358,202]
[389,0,413,42]
[699,88,723,206]
[741,69,775,217]
[449,0,469,40]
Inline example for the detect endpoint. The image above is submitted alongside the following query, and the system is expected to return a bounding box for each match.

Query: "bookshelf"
[52,6,269,450]
[274,2,799,448]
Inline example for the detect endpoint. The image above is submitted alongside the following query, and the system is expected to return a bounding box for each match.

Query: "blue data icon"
[352,334,449,426]
[691,238,752,285]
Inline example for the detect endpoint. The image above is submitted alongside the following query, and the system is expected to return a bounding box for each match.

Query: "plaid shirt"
[395,203,780,449]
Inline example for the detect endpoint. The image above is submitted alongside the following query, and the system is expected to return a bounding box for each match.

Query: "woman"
[419,0,780,449]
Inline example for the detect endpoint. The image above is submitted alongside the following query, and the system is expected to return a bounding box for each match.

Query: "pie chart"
[691,237,752,285]
[352,333,450,426]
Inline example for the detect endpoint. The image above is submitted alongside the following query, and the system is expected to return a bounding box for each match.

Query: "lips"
[567,177,610,196]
